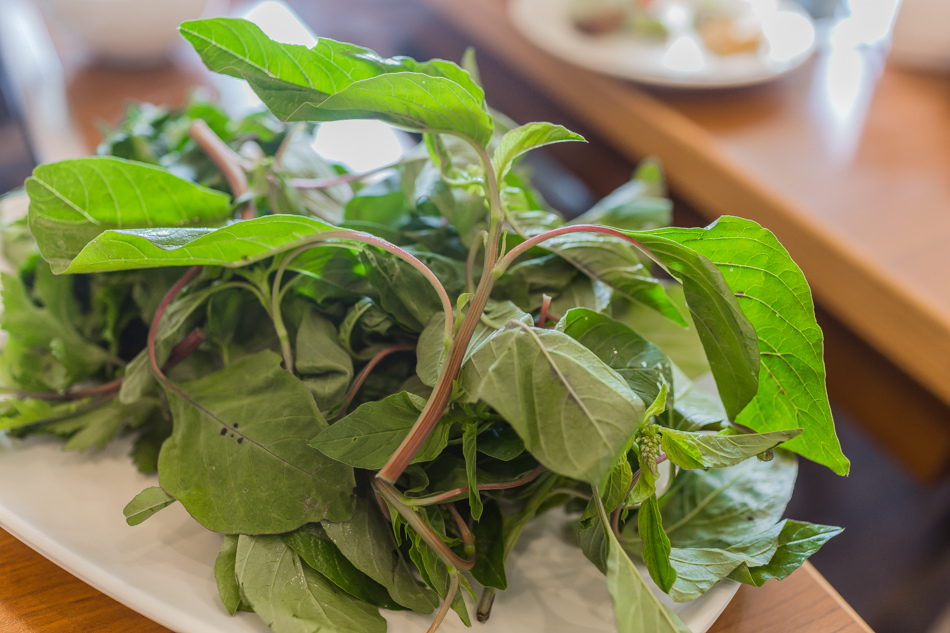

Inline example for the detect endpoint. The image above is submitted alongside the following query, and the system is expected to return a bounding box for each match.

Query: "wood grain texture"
[413,0,950,432]
[0,527,869,633]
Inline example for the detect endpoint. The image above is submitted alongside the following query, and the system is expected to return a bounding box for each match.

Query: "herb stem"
[407,465,545,507]
[338,343,417,418]
[147,266,203,384]
[493,224,650,276]
[288,159,404,190]
[426,571,459,633]
[465,230,488,294]
[377,143,504,484]
[538,293,553,328]
[189,120,254,220]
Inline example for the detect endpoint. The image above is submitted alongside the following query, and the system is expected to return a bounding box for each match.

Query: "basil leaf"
[284,524,399,610]
[571,160,672,231]
[180,18,493,146]
[637,217,848,474]
[26,157,232,272]
[557,307,673,406]
[323,496,439,614]
[56,214,347,273]
[491,122,584,180]
[469,498,507,590]
[660,427,802,469]
[158,350,355,533]
[630,230,760,420]
[213,535,245,616]
[235,535,386,633]
[728,520,843,586]
[661,450,797,548]
[295,307,353,418]
[461,322,644,485]
[310,392,451,469]
[122,486,176,527]
[638,495,676,593]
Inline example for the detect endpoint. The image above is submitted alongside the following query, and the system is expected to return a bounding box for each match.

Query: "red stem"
[148,267,203,384]
[409,465,545,507]
[538,293,552,328]
[337,343,416,418]
[189,119,254,220]
[495,224,648,273]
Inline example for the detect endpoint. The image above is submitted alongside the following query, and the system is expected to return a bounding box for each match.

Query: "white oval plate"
[509,0,816,88]
[0,434,737,633]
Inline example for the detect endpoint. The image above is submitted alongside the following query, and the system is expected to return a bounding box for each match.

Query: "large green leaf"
[26,157,232,272]
[55,215,342,274]
[630,230,760,420]
[556,307,673,406]
[660,450,798,548]
[310,392,451,469]
[180,18,493,146]
[635,217,848,474]
[235,535,386,633]
[660,427,802,469]
[460,322,644,485]
[158,350,355,534]
[322,496,439,614]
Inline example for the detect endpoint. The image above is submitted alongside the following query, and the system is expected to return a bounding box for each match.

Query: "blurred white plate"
[0,434,737,633]
[509,0,816,88]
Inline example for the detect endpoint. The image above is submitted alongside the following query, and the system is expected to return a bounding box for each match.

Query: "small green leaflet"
[310,392,451,469]
[214,536,246,616]
[26,157,232,273]
[638,495,676,593]
[491,122,585,180]
[635,217,848,475]
[180,18,493,146]
[122,486,177,526]
[462,421,483,520]
[469,498,507,590]
[235,535,387,633]
[158,351,355,534]
[660,427,802,469]
[460,321,644,485]
[728,520,843,586]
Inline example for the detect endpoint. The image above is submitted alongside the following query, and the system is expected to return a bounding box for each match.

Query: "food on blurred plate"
[571,0,768,56]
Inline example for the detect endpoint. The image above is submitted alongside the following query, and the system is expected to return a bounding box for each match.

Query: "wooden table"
[0,526,870,633]
[404,0,950,482]
[0,1,875,632]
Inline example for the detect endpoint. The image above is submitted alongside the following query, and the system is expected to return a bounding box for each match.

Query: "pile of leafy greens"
[0,18,848,633]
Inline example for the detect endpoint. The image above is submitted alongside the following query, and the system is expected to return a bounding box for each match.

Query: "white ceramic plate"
[0,433,737,633]
[509,0,816,88]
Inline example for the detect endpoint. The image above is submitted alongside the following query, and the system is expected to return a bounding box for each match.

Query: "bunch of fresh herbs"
[0,18,848,633]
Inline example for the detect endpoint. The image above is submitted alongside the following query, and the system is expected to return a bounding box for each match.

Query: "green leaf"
[636,217,848,474]
[660,427,802,470]
[180,18,493,146]
[462,421,483,520]
[26,157,232,272]
[661,450,798,548]
[158,350,355,534]
[284,524,399,610]
[666,522,783,601]
[122,486,177,526]
[213,535,245,615]
[630,229,760,420]
[61,399,156,452]
[728,520,843,586]
[557,307,673,406]
[322,496,439,614]
[360,247,455,332]
[55,215,348,274]
[460,322,644,485]
[416,300,533,387]
[578,519,608,574]
[491,122,584,180]
[310,392,451,469]
[469,498,507,590]
[602,510,690,632]
[475,423,525,461]
[638,495,676,593]
[235,535,386,633]
[294,307,353,417]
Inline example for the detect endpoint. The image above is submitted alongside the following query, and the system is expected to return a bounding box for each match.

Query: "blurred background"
[1,0,949,632]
